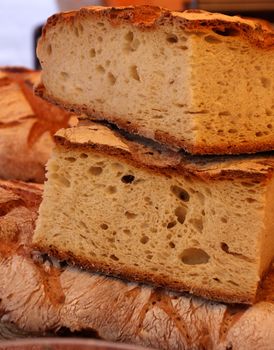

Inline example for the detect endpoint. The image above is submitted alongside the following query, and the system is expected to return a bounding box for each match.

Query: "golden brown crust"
[41,6,274,50]
[35,82,274,158]
[0,68,73,183]
[32,243,255,304]
[53,119,274,184]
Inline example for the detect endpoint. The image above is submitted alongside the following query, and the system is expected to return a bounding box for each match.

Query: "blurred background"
[0,0,273,69]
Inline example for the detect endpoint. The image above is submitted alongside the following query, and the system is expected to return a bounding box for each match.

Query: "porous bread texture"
[33,123,274,304]
[36,6,274,155]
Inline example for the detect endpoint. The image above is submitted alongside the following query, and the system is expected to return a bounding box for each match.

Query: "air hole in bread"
[96,65,105,74]
[221,242,231,254]
[166,34,178,43]
[170,185,190,202]
[89,166,103,176]
[78,23,84,33]
[228,280,239,287]
[151,267,159,271]
[145,196,152,205]
[267,123,272,129]
[100,223,108,230]
[123,229,131,235]
[111,163,124,171]
[51,174,70,188]
[228,128,237,134]
[47,44,52,55]
[219,111,231,116]
[180,248,210,265]
[121,175,135,183]
[146,255,152,260]
[125,211,137,219]
[98,36,103,42]
[89,48,96,58]
[152,115,164,119]
[60,71,69,79]
[74,27,79,37]
[190,218,203,232]
[204,35,222,44]
[125,31,134,42]
[179,46,188,50]
[80,153,88,159]
[255,132,263,137]
[107,186,117,194]
[130,65,140,81]
[213,277,221,283]
[64,157,76,162]
[131,39,140,51]
[246,197,257,203]
[110,254,119,261]
[212,28,239,37]
[261,77,270,88]
[140,235,149,244]
[169,241,176,248]
[221,217,228,223]
[108,72,116,85]
[175,206,187,224]
[167,221,177,229]
[97,22,105,27]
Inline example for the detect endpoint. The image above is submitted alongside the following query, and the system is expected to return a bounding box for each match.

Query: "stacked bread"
[33,5,274,306]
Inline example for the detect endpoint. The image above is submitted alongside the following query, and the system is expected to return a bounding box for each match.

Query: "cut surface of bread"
[0,67,75,182]
[36,6,274,154]
[1,180,274,349]
[33,123,274,304]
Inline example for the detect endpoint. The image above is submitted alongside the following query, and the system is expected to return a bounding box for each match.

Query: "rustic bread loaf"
[1,179,274,349]
[0,67,75,183]
[36,6,274,155]
[33,122,274,304]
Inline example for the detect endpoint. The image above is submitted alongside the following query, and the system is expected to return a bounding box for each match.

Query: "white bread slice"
[36,6,274,155]
[33,122,274,304]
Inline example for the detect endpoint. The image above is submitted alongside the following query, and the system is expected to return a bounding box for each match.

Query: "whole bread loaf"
[36,6,274,155]
[0,67,75,183]
[33,122,274,304]
[1,179,274,349]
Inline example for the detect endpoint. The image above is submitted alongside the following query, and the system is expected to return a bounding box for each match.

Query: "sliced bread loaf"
[33,122,274,304]
[1,180,274,349]
[36,6,274,155]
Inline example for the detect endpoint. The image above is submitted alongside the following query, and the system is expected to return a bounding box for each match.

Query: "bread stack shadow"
[33,5,274,307]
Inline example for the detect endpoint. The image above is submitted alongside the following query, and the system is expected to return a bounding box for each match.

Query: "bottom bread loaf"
[0,180,273,349]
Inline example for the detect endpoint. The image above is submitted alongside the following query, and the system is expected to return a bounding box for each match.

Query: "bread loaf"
[1,180,274,349]
[36,6,274,155]
[0,67,75,182]
[33,122,274,304]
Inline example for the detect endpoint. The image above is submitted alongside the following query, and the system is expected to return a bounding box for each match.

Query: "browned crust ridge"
[40,5,274,50]
[32,243,256,305]
[54,130,274,185]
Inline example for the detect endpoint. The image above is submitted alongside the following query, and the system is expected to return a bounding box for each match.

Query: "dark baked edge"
[32,243,257,305]
[41,5,274,50]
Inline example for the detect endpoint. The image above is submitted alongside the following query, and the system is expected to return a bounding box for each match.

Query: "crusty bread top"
[55,123,274,182]
[40,5,274,50]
